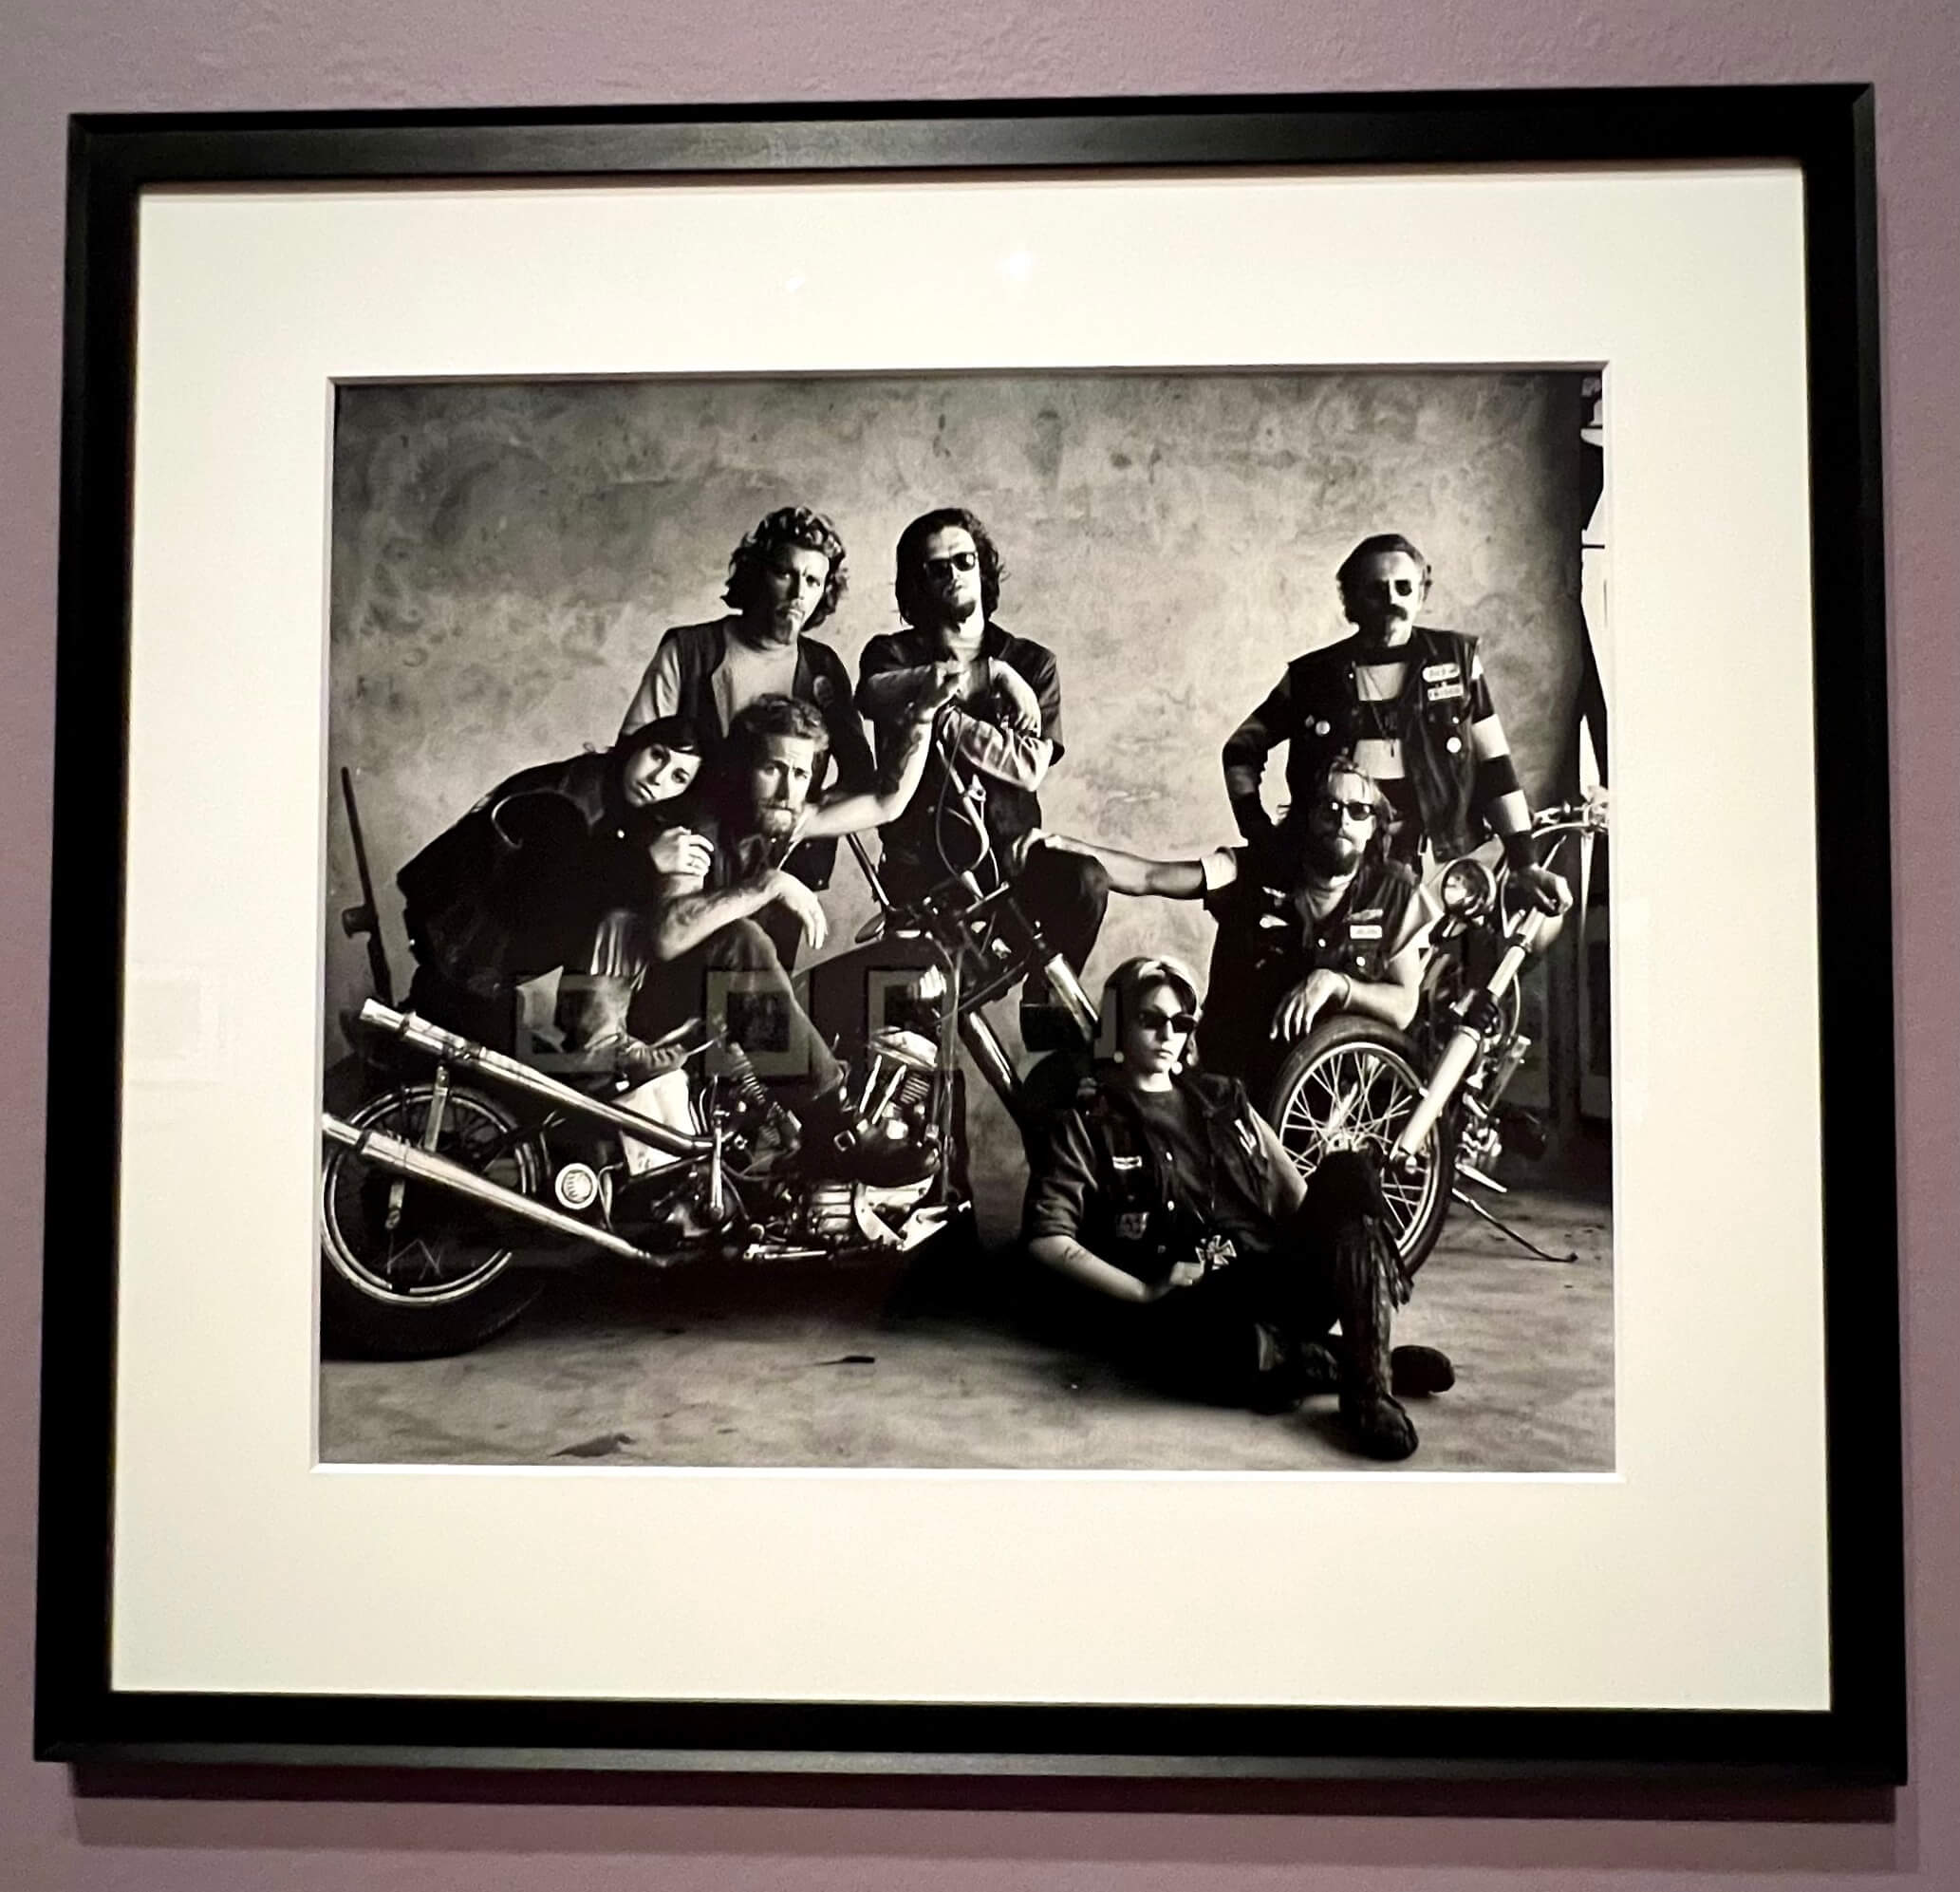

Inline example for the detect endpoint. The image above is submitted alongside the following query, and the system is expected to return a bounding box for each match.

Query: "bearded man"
[1040,754,1439,1100]
[630,683,954,1109]
[1222,532,1569,916]
[855,507,1106,1045]
[621,505,875,963]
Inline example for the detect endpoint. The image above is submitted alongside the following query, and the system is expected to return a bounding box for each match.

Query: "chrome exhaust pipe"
[324,1112,663,1265]
[357,1000,709,1158]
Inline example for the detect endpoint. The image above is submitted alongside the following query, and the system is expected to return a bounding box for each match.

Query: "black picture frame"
[34,87,1902,1786]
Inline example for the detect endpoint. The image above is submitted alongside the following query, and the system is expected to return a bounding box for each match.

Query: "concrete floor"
[319,1174,1613,1475]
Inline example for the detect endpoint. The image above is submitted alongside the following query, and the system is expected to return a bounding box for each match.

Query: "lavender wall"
[2,5,1952,1887]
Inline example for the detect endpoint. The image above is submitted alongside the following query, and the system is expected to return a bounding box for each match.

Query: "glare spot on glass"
[785,273,806,292]
[1000,249,1036,283]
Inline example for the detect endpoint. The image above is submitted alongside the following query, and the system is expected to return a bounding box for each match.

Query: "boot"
[553,972,655,1079]
[1330,1213,1419,1462]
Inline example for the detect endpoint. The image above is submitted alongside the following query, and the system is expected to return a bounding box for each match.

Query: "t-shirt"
[713,633,800,730]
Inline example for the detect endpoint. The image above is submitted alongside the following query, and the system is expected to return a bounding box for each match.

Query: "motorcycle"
[1260,791,1610,1274]
[320,745,1098,1359]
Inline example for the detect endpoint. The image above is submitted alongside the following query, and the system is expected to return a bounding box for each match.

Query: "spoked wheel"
[320,1081,547,1358]
[1263,1014,1457,1277]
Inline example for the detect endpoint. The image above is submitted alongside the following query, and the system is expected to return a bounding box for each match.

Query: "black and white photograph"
[317,367,1615,1473]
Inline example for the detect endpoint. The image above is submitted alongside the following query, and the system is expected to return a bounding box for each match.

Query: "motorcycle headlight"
[1439,857,1498,919]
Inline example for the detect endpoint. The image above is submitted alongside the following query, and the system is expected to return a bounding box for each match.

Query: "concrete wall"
[6,1,1957,1887]
[326,371,1591,1142]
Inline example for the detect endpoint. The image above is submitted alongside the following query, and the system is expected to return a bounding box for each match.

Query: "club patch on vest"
[1115,1211,1149,1239]
[1111,1154,1144,1171]
[1350,922,1385,941]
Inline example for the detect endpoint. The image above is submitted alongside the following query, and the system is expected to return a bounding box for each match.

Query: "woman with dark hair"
[619,507,875,960]
[395,716,708,1061]
[1020,955,1451,1460]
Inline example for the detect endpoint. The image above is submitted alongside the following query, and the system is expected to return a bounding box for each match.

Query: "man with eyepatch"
[1222,532,1569,916]
[1039,754,1440,1101]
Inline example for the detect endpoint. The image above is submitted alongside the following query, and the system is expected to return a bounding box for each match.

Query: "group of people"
[390,504,1568,1459]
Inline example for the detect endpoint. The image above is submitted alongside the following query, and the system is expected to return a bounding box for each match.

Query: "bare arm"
[799,678,957,840]
[1270,932,1431,1040]
[647,867,806,962]
[1027,1234,1190,1303]
[1039,834,1208,899]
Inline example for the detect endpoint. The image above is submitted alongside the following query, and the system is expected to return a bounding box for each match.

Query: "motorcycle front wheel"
[1263,1014,1457,1278]
[320,1081,547,1358]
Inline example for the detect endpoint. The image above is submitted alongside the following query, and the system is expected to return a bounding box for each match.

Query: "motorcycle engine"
[822,1024,944,1187]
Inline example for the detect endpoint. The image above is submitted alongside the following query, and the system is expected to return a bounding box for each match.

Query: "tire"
[1262,1014,1457,1278]
[321,1082,548,1358]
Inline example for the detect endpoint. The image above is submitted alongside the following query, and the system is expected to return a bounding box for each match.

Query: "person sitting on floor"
[1018,954,1454,1461]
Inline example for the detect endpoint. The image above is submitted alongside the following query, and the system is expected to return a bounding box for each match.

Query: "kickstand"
[1449,1186,1578,1264]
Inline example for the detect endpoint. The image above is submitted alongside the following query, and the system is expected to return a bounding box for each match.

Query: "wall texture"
[324,371,1588,1097]
[4,6,1955,1890]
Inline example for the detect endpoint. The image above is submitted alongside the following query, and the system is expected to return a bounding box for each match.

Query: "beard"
[1301,828,1361,880]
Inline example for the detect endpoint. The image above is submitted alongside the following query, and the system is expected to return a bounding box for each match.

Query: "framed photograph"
[36,89,1902,1782]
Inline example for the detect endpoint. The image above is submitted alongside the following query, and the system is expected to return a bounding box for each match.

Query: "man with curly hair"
[621,506,875,961]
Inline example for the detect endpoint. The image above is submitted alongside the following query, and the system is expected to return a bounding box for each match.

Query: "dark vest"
[1280,627,1482,858]
[1207,848,1422,990]
[1064,1071,1275,1283]
[657,618,868,890]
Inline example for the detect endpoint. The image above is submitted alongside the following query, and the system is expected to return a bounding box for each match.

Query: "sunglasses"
[1135,1009,1199,1036]
[924,550,980,572]
[1317,796,1379,823]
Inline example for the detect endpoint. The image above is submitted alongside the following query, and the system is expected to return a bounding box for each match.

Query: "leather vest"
[1281,627,1482,857]
[1071,1072,1273,1281]
[660,618,861,890]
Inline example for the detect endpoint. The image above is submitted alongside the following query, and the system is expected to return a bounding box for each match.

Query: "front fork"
[1393,922,1541,1163]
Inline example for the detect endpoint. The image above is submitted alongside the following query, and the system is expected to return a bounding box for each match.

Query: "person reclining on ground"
[1039,755,1441,1100]
[1019,955,1453,1461]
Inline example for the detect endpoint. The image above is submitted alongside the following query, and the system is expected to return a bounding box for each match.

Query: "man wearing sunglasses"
[1222,532,1569,917]
[1038,755,1439,1099]
[855,507,1106,1044]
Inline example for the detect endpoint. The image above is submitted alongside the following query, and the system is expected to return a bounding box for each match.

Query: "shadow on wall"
[326,369,1594,1195]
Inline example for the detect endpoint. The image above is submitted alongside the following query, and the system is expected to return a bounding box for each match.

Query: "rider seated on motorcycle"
[1038,756,1441,1101]
[1019,955,1454,1461]
[395,716,709,1061]
[626,683,958,1126]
